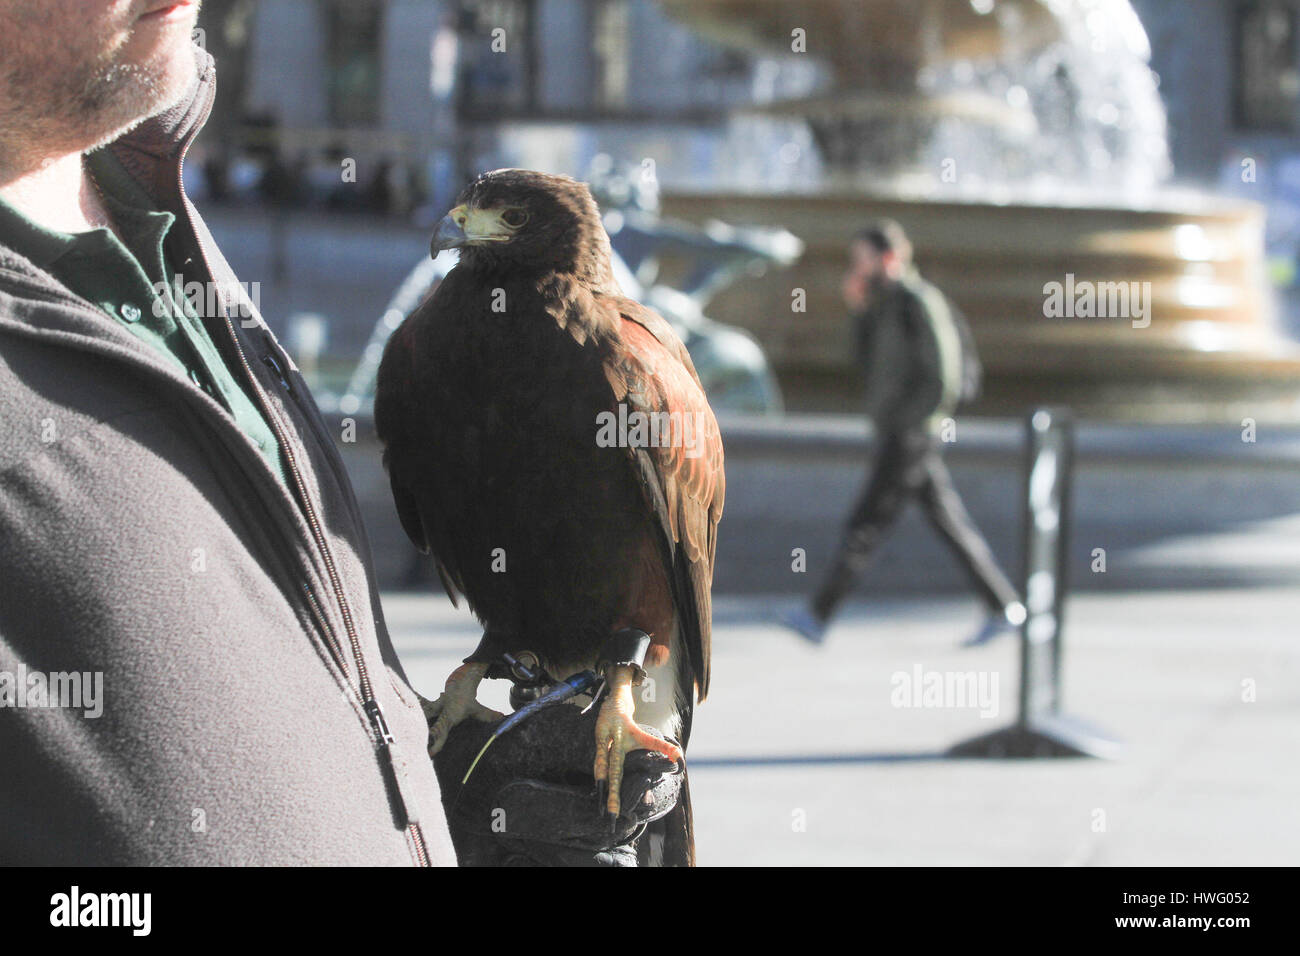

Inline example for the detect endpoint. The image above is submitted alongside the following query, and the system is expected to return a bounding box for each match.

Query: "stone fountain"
[656,0,1300,420]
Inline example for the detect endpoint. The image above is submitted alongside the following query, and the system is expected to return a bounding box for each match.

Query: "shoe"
[962,601,1026,648]
[780,606,829,645]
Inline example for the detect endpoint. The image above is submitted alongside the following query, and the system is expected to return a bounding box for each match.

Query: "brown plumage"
[374,169,724,864]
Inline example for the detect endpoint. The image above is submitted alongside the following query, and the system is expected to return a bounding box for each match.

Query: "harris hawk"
[374,168,724,862]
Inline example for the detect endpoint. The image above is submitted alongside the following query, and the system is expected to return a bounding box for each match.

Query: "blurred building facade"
[1134,0,1300,279]
[1134,0,1300,182]
[210,0,820,216]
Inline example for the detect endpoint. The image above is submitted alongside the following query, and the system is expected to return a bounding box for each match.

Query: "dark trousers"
[812,428,1020,621]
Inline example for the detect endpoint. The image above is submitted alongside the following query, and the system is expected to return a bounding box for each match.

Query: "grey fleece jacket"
[0,49,455,865]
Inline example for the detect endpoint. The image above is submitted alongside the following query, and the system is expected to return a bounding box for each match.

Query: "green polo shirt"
[0,150,287,484]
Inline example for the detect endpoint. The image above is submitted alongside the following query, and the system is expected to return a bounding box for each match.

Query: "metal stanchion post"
[949,408,1121,758]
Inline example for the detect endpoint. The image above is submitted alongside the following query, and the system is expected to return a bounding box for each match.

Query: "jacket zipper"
[301,581,346,670]
[173,165,431,860]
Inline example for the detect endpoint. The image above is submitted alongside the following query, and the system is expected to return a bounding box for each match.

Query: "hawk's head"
[431,169,613,283]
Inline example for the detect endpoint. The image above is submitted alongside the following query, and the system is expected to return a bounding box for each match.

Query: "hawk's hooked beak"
[431,206,469,256]
[430,204,513,256]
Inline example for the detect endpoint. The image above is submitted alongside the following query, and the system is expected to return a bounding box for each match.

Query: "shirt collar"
[0,151,173,277]
[0,194,81,272]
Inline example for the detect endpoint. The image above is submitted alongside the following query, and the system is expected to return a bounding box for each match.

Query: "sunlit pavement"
[383,586,1299,867]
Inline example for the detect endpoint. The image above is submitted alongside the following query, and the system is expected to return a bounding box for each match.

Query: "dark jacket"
[853,269,981,431]
[0,50,454,865]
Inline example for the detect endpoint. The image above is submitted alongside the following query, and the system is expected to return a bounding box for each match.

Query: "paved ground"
[383,585,1300,867]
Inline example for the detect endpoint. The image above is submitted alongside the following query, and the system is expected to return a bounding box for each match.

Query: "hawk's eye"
[501,208,529,229]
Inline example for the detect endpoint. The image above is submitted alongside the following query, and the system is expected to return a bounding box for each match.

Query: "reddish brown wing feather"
[600,295,724,701]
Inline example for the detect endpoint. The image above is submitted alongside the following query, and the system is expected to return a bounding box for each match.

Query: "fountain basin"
[659,188,1300,420]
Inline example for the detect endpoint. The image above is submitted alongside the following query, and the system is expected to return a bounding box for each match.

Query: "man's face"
[841,240,886,313]
[0,1,202,159]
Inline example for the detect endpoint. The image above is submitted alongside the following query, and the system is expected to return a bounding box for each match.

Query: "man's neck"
[0,151,118,237]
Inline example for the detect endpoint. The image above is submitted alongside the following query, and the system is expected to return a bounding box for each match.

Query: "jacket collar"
[107,44,218,210]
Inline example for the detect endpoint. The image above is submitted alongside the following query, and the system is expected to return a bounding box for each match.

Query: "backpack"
[949,303,983,406]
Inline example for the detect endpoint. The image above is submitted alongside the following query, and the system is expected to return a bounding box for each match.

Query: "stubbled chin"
[153,39,200,104]
[84,42,199,151]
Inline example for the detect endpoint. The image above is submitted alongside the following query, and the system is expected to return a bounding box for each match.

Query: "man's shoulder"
[900,271,947,307]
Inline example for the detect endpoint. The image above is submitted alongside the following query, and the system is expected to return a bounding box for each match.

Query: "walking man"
[785,220,1025,645]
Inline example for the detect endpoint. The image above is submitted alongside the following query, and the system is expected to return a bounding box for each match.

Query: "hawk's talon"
[422,661,504,757]
[592,664,683,826]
